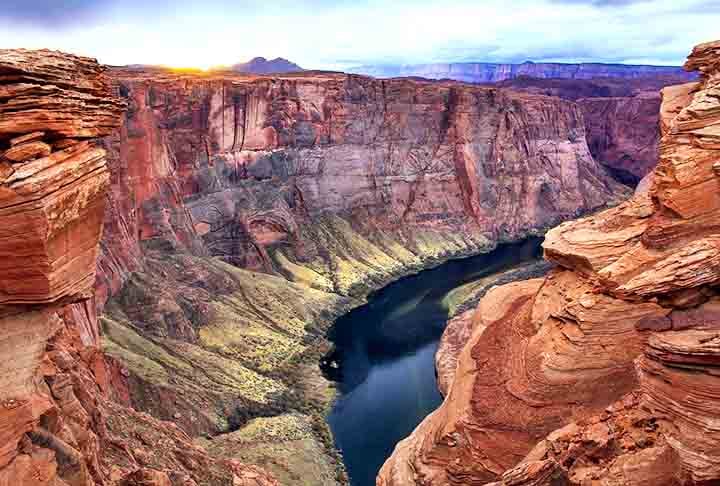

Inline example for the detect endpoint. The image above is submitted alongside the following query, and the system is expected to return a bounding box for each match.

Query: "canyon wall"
[0,49,277,486]
[99,68,625,288]
[378,40,720,486]
[496,76,696,184]
[349,61,695,84]
[92,68,627,482]
[351,68,695,185]
[0,47,680,486]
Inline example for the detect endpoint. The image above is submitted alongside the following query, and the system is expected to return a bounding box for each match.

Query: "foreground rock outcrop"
[0,49,277,486]
[379,40,720,486]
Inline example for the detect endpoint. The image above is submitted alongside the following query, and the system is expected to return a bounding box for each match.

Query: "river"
[322,237,544,486]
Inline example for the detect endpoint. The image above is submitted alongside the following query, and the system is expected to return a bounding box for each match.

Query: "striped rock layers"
[379,40,720,486]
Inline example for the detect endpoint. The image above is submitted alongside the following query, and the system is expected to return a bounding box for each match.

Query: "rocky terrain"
[0,49,278,486]
[378,40,720,486]
[0,42,693,486]
[94,65,627,483]
[349,61,696,84]
[496,76,692,185]
[353,66,694,186]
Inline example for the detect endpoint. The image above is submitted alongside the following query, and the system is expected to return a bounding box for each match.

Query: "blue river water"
[323,237,543,486]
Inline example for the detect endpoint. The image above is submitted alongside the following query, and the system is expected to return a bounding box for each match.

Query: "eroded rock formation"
[0,44,666,486]
[379,40,720,486]
[496,76,695,185]
[92,67,626,482]
[100,67,624,286]
[0,49,277,486]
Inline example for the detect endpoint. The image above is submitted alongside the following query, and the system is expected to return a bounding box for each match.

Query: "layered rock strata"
[0,49,277,486]
[379,40,720,486]
[496,76,695,184]
[99,67,625,290]
[92,67,627,483]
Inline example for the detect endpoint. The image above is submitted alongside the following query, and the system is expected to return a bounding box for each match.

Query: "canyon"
[95,63,627,484]
[0,40,713,486]
[378,40,720,486]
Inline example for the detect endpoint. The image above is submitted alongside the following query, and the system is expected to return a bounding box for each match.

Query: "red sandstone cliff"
[87,66,628,483]
[0,49,277,486]
[98,68,625,299]
[378,40,720,486]
[496,76,694,184]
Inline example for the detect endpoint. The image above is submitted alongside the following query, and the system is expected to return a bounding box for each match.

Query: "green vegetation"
[101,215,499,485]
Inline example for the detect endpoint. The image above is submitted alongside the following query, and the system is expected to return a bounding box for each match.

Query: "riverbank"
[102,220,498,486]
[100,208,618,485]
[324,238,553,486]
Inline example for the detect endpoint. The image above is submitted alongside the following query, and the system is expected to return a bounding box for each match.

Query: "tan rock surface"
[3,140,51,162]
[435,309,478,396]
[485,393,683,486]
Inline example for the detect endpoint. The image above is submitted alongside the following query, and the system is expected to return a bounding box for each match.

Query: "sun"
[162,56,221,73]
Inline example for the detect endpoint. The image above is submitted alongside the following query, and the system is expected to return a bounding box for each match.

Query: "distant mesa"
[348,60,697,83]
[229,56,304,74]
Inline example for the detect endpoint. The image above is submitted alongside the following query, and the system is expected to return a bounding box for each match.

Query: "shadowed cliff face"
[98,70,624,297]
[496,76,696,185]
[378,40,720,486]
[0,49,278,486]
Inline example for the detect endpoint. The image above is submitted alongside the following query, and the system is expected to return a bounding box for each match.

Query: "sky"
[0,0,717,70]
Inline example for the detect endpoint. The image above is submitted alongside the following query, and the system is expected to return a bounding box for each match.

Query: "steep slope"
[92,68,626,482]
[379,40,720,486]
[349,61,695,84]
[99,68,624,288]
[0,49,278,486]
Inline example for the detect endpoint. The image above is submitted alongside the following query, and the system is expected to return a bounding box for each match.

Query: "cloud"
[0,0,357,27]
[0,0,715,69]
[549,0,652,5]
[0,0,117,26]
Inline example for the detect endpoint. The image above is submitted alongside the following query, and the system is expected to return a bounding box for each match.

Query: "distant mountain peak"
[230,56,303,74]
